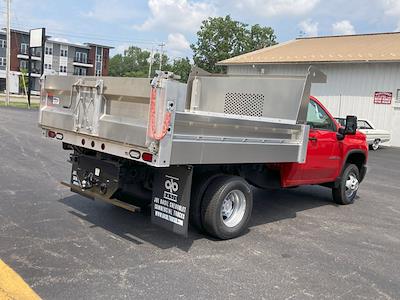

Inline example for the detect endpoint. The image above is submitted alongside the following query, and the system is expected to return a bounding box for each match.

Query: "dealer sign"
[374,92,392,104]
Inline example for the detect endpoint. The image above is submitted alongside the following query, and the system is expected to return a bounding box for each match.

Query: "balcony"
[17,50,42,61]
[73,57,93,68]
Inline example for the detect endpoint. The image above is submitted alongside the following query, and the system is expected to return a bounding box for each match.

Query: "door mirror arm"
[337,127,345,141]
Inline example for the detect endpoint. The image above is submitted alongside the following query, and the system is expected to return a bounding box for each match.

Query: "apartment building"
[0,29,112,94]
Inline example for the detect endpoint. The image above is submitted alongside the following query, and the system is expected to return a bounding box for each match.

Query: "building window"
[0,57,6,67]
[20,60,28,70]
[44,64,52,70]
[21,43,28,55]
[75,52,88,63]
[60,49,68,57]
[59,65,67,73]
[74,67,87,76]
[395,89,400,108]
[95,69,101,76]
[0,39,6,48]
[96,54,102,62]
[45,47,53,55]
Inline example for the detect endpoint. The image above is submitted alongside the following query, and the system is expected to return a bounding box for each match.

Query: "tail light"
[142,152,153,162]
[48,130,56,138]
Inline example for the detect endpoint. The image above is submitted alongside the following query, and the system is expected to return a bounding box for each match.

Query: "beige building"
[219,33,400,147]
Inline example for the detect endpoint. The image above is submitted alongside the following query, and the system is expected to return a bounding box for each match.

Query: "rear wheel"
[332,164,360,205]
[189,173,223,231]
[370,139,380,151]
[201,176,253,240]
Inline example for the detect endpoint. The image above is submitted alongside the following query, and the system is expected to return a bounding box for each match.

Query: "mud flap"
[151,166,193,237]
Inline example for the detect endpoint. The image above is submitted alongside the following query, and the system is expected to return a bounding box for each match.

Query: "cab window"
[306,100,336,131]
[357,120,372,129]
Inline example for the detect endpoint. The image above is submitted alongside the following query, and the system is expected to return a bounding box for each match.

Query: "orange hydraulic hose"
[148,87,171,140]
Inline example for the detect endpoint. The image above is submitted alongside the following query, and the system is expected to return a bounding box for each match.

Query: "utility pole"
[5,0,11,106]
[148,47,154,78]
[158,42,165,71]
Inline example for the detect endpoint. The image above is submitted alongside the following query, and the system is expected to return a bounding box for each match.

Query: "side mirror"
[345,115,357,135]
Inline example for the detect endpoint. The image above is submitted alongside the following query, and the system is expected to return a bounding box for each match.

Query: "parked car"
[335,118,390,150]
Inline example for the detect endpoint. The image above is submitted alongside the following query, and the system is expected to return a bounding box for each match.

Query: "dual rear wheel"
[191,175,253,240]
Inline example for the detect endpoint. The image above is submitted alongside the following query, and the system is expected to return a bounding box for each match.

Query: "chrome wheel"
[372,140,380,151]
[220,190,246,228]
[345,173,359,199]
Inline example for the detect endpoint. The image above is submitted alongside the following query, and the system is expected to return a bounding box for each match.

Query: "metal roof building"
[219,32,400,147]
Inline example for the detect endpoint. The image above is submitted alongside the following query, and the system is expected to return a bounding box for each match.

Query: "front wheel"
[332,164,360,205]
[370,139,380,151]
[201,176,253,240]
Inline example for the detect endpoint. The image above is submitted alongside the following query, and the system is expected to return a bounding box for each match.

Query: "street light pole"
[159,42,165,71]
[5,0,11,106]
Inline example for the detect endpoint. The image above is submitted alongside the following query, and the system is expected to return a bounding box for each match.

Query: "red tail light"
[48,130,56,138]
[142,152,153,162]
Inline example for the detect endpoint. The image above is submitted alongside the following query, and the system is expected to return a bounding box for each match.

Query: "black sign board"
[151,166,193,236]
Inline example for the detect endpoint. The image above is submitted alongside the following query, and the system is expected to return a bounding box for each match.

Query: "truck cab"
[279,96,368,201]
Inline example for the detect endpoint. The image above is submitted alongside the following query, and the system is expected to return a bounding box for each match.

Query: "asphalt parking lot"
[1,106,399,299]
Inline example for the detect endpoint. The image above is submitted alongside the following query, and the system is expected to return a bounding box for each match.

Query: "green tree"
[19,68,28,94]
[171,57,192,82]
[109,46,192,82]
[249,24,276,50]
[109,54,124,77]
[109,46,151,77]
[191,15,277,73]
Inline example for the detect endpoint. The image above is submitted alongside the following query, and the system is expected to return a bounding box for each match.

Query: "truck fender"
[334,150,367,187]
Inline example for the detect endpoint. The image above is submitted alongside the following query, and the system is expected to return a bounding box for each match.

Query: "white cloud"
[332,20,355,35]
[166,33,190,57]
[233,0,320,17]
[135,0,216,33]
[381,0,400,16]
[299,19,319,37]
[83,0,138,22]
[381,0,400,31]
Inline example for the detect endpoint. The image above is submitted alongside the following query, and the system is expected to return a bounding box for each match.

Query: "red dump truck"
[39,67,368,239]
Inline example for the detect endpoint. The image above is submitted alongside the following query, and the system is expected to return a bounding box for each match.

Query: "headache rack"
[39,66,326,167]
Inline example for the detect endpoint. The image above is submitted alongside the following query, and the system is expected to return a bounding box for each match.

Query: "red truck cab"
[278,96,368,204]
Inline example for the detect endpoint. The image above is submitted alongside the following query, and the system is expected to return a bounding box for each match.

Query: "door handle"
[309,137,318,141]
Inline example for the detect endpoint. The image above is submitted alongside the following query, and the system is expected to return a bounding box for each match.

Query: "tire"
[332,164,360,205]
[370,139,380,151]
[201,176,253,240]
[189,173,223,231]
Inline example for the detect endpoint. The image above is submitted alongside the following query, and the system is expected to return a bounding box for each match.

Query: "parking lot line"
[0,259,41,300]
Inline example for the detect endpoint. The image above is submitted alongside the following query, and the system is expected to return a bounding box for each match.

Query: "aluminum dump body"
[39,67,326,167]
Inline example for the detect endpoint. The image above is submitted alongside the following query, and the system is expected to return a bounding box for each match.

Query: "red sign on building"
[374,92,392,104]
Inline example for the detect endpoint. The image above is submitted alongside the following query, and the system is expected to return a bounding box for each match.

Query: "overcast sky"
[2,0,400,58]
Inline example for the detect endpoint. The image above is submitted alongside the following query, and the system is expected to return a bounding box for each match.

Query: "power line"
[7,22,160,46]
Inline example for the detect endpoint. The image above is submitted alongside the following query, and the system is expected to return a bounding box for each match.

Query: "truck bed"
[39,67,326,167]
